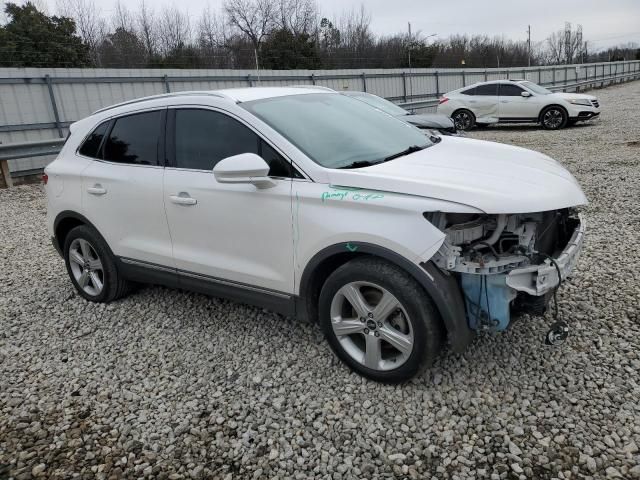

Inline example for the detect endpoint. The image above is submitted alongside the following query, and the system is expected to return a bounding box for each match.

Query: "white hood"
[553,92,597,101]
[326,137,588,214]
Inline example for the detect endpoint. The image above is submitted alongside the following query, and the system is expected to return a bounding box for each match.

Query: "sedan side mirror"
[521,91,532,98]
[213,153,276,189]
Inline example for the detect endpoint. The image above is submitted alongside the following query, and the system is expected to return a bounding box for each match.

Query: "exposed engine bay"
[428,209,584,332]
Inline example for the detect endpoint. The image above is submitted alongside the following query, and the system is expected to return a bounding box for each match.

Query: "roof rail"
[289,85,335,92]
[92,91,230,115]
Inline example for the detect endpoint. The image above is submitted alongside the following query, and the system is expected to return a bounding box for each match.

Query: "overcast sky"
[27,0,640,50]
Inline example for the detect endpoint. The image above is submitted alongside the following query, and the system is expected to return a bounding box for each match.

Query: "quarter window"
[78,121,109,158]
[499,84,525,96]
[174,109,299,178]
[103,111,163,166]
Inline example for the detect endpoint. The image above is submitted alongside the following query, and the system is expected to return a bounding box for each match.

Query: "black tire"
[63,225,132,303]
[318,257,443,383]
[540,106,568,130]
[452,109,476,130]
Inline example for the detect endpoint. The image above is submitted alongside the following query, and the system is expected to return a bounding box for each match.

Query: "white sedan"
[437,80,600,130]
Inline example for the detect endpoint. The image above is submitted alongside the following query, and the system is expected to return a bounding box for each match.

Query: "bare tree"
[112,0,134,32]
[56,0,107,65]
[136,0,157,58]
[159,5,191,54]
[276,0,317,35]
[224,0,275,52]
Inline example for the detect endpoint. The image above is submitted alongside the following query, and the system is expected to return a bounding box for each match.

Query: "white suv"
[437,80,600,130]
[46,87,587,382]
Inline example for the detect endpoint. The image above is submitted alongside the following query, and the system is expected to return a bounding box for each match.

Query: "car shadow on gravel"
[475,122,598,132]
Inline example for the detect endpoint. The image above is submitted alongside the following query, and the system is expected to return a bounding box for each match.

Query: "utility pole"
[407,22,413,100]
[527,25,531,67]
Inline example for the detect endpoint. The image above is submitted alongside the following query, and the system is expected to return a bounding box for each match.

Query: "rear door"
[464,84,499,122]
[498,83,539,121]
[81,109,174,267]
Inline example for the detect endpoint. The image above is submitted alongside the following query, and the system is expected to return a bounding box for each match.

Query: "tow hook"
[545,320,570,346]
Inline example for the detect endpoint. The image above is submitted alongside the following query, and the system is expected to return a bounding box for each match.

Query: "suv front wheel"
[319,257,443,383]
[63,225,132,303]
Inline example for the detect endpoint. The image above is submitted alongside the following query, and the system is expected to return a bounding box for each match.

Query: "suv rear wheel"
[63,225,132,303]
[319,257,443,383]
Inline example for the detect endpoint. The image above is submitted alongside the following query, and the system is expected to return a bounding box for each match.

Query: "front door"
[163,107,296,295]
[467,83,499,122]
[498,83,540,121]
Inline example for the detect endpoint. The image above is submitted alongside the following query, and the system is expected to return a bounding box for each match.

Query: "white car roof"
[211,86,335,102]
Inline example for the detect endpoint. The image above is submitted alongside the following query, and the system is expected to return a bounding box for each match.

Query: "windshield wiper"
[382,144,426,162]
[338,160,382,169]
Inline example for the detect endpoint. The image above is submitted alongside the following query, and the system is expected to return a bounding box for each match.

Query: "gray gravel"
[2,80,640,480]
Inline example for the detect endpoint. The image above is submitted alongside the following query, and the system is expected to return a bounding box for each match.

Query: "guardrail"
[0,138,65,187]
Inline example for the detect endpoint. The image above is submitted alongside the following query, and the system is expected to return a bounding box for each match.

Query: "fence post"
[522,68,526,80]
[402,72,407,102]
[361,72,367,92]
[163,74,171,93]
[0,159,13,188]
[247,74,253,87]
[45,75,63,139]
[311,73,316,85]
[462,70,466,87]
[564,67,568,91]
[538,67,542,84]
[552,67,556,87]
[435,71,440,98]
[484,69,488,82]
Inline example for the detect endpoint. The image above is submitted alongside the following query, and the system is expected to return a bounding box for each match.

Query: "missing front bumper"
[506,214,585,296]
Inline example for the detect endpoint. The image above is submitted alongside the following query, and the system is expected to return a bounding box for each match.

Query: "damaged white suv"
[46,87,587,383]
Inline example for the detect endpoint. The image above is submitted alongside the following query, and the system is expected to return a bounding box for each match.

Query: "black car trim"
[116,256,296,317]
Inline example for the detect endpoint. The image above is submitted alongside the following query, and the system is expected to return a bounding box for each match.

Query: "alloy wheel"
[453,111,473,130]
[68,238,104,296]
[329,281,414,371]
[543,108,564,129]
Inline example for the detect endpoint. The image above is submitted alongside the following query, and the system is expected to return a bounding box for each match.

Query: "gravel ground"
[1,80,640,480]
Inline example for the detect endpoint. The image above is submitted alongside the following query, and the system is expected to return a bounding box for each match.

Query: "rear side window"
[475,84,499,96]
[103,111,163,166]
[460,87,476,95]
[78,121,109,158]
[174,108,300,177]
[499,84,525,96]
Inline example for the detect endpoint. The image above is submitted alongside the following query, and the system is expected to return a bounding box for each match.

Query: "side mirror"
[521,91,532,98]
[213,153,276,189]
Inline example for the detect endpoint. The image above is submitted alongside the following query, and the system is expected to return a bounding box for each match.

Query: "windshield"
[520,81,553,95]
[350,93,409,117]
[242,93,432,169]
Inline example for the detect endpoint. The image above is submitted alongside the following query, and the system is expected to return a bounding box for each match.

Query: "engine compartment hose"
[471,214,507,250]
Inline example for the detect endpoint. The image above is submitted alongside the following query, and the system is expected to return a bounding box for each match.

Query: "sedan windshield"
[241,93,432,169]
[521,81,553,95]
[350,93,410,117]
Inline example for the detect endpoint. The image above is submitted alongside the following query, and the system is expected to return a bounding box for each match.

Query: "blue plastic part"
[460,273,516,331]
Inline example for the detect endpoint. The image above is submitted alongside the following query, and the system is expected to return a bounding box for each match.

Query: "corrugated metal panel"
[1,61,638,172]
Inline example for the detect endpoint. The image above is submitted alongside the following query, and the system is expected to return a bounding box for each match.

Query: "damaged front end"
[428,209,585,332]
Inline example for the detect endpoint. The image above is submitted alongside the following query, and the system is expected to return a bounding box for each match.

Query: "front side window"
[103,111,163,166]
[173,109,298,177]
[241,93,433,169]
[499,84,525,96]
[475,84,499,96]
[78,121,109,158]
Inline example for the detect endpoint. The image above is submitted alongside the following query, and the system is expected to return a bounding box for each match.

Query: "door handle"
[500,100,509,103]
[169,194,197,206]
[87,184,106,195]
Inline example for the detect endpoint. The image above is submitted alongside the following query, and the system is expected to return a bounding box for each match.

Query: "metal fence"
[1,60,639,175]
